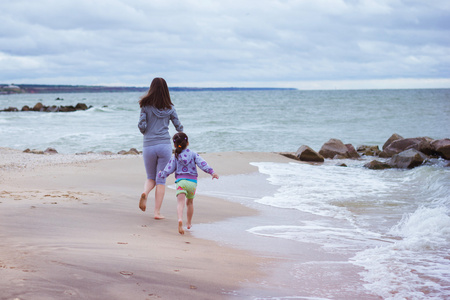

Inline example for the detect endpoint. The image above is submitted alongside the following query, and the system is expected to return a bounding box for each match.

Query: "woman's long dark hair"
[173,132,188,159]
[139,77,174,109]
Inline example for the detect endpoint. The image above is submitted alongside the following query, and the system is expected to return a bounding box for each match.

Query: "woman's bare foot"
[187,223,192,229]
[178,221,185,235]
[139,193,147,212]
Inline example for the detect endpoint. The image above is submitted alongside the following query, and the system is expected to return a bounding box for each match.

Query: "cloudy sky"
[1,0,449,89]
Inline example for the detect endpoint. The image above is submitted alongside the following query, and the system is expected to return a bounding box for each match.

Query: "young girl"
[158,133,219,234]
[138,77,183,220]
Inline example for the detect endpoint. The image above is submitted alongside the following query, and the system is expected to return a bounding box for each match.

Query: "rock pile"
[23,147,59,155]
[23,148,142,155]
[1,102,92,112]
[291,134,449,169]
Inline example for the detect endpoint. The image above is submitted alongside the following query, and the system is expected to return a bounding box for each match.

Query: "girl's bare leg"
[140,179,156,211]
[154,184,165,219]
[186,198,194,229]
[177,193,186,234]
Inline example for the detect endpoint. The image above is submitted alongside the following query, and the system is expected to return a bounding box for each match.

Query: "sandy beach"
[0,148,294,300]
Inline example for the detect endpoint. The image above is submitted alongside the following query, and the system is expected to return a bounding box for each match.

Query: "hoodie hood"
[177,149,196,167]
[150,106,174,118]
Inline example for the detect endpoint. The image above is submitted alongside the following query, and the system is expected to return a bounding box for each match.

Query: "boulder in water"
[319,139,358,159]
[296,145,324,162]
[388,148,428,169]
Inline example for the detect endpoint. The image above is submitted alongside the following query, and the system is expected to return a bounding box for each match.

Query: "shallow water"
[195,157,450,299]
[1,89,449,153]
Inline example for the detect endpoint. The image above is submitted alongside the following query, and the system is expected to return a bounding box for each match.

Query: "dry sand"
[0,148,294,300]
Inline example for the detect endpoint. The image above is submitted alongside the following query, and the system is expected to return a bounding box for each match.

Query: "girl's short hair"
[139,77,174,109]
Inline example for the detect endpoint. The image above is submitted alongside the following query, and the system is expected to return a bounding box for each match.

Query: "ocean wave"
[351,206,450,299]
[389,206,450,251]
[248,222,385,253]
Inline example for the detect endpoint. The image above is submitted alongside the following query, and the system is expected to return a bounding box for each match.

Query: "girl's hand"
[212,173,219,180]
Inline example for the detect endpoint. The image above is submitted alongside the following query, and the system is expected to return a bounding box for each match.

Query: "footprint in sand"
[64,290,77,296]
[119,271,133,278]
[10,278,26,286]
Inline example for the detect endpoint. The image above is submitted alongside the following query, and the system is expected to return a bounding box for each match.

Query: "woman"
[138,77,183,219]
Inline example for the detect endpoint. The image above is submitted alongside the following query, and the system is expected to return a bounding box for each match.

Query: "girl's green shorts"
[176,179,197,200]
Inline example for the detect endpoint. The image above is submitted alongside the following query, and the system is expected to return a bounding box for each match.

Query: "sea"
[1,88,449,299]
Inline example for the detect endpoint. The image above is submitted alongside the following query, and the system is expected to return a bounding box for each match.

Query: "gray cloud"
[0,0,449,89]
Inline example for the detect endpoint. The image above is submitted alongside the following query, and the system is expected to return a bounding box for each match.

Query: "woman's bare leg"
[140,179,156,211]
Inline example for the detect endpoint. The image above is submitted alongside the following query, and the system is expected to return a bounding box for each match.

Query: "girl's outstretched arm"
[158,156,176,179]
[194,152,214,175]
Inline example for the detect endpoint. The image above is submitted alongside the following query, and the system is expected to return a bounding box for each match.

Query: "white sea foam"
[249,160,450,299]
[248,222,384,253]
[390,206,450,251]
[350,206,450,299]
[251,161,406,229]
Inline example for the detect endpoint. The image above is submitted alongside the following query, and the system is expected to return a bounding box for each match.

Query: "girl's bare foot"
[154,214,165,220]
[139,193,147,211]
[187,223,192,229]
[178,221,184,235]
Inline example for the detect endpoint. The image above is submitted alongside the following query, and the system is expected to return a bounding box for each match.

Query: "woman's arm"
[170,109,184,132]
[138,107,147,134]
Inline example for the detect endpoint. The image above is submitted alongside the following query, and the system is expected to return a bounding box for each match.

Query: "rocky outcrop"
[23,147,142,155]
[345,144,360,159]
[296,145,324,162]
[44,147,58,154]
[319,139,360,159]
[118,148,140,155]
[431,139,450,160]
[380,137,431,158]
[290,134,448,171]
[1,102,92,112]
[382,133,403,150]
[388,149,428,169]
[357,145,381,156]
[33,102,44,111]
[1,106,19,112]
[364,160,392,170]
[362,135,450,170]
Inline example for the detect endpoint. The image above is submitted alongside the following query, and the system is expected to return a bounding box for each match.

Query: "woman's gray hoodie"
[138,106,183,147]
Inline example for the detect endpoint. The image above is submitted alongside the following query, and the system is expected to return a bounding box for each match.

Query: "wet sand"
[0,148,293,299]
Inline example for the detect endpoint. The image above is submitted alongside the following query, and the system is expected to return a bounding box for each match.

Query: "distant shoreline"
[0,84,297,94]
